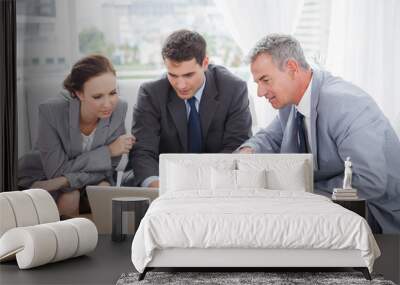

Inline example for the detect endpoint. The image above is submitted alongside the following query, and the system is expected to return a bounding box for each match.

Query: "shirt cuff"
[141,176,159,187]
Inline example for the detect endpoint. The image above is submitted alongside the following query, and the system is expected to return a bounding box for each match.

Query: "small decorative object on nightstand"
[332,157,359,200]
[112,197,150,242]
[332,198,366,218]
[332,158,366,217]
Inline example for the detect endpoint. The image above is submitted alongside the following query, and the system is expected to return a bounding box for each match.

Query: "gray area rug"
[117,271,396,285]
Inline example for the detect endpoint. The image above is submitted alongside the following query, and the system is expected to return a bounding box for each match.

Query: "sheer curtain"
[326,0,400,135]
[214,0,304,130]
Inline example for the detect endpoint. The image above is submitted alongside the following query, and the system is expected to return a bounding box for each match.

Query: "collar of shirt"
[185,75,206,118]
[295,73,313,118]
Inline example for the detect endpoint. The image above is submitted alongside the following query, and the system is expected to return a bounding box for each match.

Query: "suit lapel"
[199,70,219,141]
[310,70,320,170]
[69,99,83,157]
[280,106,298,153]
[167,89,188,152]
[92,115,111,149]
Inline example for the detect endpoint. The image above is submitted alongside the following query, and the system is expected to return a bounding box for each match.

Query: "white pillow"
[237,159,307,191]
[266,162,306,191]
[166,162,211,191]
[211,169,267,190]
[165,160,235,192]
[236,169,267,189]
[211,168,236,190]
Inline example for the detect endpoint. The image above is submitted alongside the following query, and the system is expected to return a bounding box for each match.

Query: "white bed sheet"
[131,190,380,273]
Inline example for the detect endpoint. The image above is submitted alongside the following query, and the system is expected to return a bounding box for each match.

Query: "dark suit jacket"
[129,64,252,186]
[18,93,127,189]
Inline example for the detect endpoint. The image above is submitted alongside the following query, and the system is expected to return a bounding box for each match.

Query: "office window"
[16,0,243,155]
[32,58,40,65]
[77,0,243,78]
[294,0,331,66]
[45,57,54,64]
[17,0,56,17]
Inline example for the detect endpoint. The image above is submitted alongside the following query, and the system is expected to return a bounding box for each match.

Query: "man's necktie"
[187,97,202,153]
[295,110,308,153]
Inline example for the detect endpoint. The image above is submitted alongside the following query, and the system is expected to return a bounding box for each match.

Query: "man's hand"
[108,134,136,157]
[148,180,159,188]
[239,147,255,154]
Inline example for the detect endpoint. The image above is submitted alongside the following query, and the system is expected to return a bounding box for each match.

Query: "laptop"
[86,186,159,234]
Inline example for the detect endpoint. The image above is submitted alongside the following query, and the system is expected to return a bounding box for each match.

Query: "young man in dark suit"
[128,29,252,188]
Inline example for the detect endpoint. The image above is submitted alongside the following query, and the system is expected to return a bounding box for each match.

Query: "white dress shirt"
[295,75,313,154]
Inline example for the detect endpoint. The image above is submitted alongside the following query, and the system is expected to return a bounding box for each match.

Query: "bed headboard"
[159,153,313,195]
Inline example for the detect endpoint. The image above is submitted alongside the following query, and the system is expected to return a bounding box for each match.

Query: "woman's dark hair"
[161,29,206,65]
[63,54,116,96]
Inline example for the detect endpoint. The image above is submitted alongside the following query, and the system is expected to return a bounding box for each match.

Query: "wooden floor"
[0,235,398,285]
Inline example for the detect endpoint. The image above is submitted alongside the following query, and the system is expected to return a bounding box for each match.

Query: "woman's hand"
[108,134,136,157]
[97,180,111,186]
[31,176,69,192]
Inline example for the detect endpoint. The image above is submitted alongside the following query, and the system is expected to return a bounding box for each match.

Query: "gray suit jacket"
[242,69,400,233]
[129,64,252,186]
[18,94,127,189]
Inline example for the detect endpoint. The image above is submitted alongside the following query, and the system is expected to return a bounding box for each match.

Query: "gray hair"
[248,34,309,70]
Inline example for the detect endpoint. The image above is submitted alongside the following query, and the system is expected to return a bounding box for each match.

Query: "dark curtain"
[0,0,17,192]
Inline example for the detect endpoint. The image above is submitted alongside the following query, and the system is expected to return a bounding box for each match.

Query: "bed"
[131,154,380,280]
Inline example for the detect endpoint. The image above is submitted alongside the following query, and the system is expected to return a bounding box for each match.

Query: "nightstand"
[112,197,150,242]
[332,198,366,218]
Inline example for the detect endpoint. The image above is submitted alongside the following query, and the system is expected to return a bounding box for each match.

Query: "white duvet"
[131,190,380,273]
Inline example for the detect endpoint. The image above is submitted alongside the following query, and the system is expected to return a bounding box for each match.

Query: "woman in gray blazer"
[18,55,135,217]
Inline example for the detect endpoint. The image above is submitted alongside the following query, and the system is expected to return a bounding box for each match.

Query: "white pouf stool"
[0,189,98,269]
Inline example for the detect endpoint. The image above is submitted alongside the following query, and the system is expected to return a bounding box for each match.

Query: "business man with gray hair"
[239,34,400,234]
